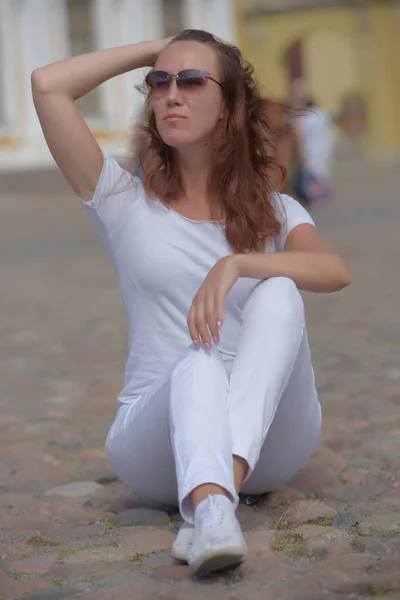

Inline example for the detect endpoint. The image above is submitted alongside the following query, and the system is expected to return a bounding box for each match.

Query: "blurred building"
[236,0,400,160]
[0,0,235,170]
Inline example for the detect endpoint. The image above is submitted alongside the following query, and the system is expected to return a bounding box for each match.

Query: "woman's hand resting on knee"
[187,256,239,349]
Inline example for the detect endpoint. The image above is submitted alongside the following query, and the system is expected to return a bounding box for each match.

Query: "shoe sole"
[171,549,189,564]
[190,547,246,575]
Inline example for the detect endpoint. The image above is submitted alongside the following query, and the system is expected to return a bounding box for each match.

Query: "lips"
[164,114,186,120]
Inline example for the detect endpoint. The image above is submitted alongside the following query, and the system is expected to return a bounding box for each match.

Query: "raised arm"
[31,40,167,201]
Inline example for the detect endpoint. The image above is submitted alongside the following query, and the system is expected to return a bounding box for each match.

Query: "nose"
[166,78,183,105]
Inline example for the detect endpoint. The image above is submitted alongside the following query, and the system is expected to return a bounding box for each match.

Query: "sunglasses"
[145,69,223,99]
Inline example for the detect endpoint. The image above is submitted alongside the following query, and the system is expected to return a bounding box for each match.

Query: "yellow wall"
[304,31,357,114]
[236,0,400,155]
[362,2,400,151]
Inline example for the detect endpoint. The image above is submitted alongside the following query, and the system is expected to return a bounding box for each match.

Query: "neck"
[176,144,212,201]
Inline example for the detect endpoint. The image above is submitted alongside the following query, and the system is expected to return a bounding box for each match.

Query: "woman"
[32,29,350,575]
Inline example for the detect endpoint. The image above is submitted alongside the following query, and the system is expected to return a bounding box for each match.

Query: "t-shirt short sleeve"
[78,153,143,244]
[273,193,316,252]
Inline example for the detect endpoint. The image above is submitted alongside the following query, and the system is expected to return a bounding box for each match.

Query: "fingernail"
[218,321,222,329]
[193,340,199,348]
[213,336,219,345]
[206,343,212,350]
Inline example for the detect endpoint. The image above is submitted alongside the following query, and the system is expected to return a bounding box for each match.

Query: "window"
[66,0,100,117]
[162,0,184,38]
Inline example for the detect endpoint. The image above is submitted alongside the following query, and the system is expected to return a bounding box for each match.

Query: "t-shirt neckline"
[167,204,225,225]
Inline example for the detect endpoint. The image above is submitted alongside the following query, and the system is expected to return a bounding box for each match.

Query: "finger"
[187,306,200,347]
[195,298,212,350]
[205,293,219,345]
[215,293,225,331]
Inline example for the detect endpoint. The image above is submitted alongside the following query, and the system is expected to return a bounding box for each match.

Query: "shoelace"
[198,496,227,532]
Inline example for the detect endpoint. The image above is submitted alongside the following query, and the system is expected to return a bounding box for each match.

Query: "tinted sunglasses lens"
[177,70,208,91]
[146,71,170,95]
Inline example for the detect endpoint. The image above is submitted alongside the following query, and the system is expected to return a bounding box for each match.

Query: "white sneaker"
[188,496,247,575]
[171,521,194,563]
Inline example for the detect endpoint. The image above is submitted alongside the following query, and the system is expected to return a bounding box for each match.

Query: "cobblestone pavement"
[1,161,400,600]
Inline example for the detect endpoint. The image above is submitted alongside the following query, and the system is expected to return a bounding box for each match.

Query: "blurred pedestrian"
[275,104,304,203]
[32,29,350,575]
[295,97,335,207]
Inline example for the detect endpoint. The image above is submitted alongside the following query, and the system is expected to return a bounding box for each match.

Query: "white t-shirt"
[79,154,315,405]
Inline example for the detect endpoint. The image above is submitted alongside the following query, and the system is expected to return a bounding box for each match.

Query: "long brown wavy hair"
[133,29,288,253]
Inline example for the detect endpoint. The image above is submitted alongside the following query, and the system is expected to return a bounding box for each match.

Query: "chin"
[159,130,196,149]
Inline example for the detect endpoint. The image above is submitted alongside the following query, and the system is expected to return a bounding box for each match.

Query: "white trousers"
[106,277,321,522]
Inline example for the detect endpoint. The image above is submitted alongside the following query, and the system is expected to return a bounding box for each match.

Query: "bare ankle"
[190,483,229,512]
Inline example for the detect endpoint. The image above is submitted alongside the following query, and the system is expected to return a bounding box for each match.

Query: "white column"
[19,0,54,140]
[183,0,209,30]
[93,0,121,130]
[208,0,236,44]
[144,0,164,39]
[182,0,236,43]
[119,0,159,128]
[47,0,70,62]
[0,0,19,136]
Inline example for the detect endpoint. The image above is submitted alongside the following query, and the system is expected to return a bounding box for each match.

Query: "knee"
[247,277,304,323]
[171,343,227,380]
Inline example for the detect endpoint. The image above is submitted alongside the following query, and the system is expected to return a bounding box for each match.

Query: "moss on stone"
[58,545,79,559]
[27,535,57,548]
[101,514,118,535]
[130,551,150,563]
[307,517,334,527]
[272,539,287,551]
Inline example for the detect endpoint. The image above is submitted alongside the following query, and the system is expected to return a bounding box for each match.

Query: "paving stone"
[44,481,104,498]
[265,573,323,600]
[83,493,119,508]
[236,503,272,531]
[308,445,347,473]
[357,514,400,537]
[49,559,138,582]
[353,536,400,558]
[332,510,359,529]
[114,507,170,527]
[118,526,175,554]
[106,495,143,513]
[41,522,109,544]
[277,500,337,529]
[142,549,176,569]
[301,538,353,559]
[94,471,119,485]
[383,482,400,498]
[328,559,400,595]
[239,554,293,584]
[5,552,58,575]
[14,588,79,600]
[260,487,306,508]
[61,545,138,564]
[149,563,191,582]
[317,483,386,503]
[288,524,351,542]
[309,552,377,581]
[244,528,277,557]
[0,571,54,598]
[289,466,338,494]
[360,497,400,515]
[339,467,373,485]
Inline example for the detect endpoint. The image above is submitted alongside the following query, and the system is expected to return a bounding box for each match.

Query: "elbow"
[31,68,52,95]
[335,257,351,291]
